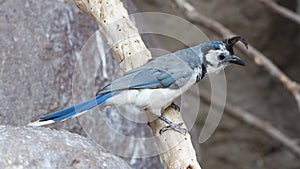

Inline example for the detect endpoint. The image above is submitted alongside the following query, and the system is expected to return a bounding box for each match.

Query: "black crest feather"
[223,36,248,55]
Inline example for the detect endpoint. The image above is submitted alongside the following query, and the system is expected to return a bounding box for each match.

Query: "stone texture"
[0,126,131,169]
[0,0,98,128]
[0,0,163,168]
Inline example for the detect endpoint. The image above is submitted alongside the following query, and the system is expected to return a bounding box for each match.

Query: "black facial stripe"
[198,56,209,81]
[196,64,207,82]
[203,56,213,66]
[201,64,207,80]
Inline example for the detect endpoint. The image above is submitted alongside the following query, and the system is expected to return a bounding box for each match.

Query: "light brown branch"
[195,90,300,158]
[73,0,201,168]
[256,0,300,25]
[173,0,300,111]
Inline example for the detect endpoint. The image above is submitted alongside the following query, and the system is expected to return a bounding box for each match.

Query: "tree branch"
[173,0,300,111]
[194,90,300,158]
[174,0,300,158]
[256,0,300,25]
[73,0,201,168]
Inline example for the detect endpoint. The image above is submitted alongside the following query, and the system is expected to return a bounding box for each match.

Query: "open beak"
[228,55,245,66]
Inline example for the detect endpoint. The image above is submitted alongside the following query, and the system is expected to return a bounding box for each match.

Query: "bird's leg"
[170,102,180,112]
[158,116,187,135]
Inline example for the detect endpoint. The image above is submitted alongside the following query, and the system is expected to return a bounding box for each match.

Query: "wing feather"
[97,54,200,95]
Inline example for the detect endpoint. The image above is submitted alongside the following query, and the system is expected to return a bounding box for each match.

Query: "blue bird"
[28,36,248,134]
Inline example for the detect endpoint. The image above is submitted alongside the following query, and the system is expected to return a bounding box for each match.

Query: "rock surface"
[0,126,131,169]
[0,0,163,168]
[0,0,97,128]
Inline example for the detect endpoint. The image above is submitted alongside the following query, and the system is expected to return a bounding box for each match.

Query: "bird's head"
[201,36,248,73]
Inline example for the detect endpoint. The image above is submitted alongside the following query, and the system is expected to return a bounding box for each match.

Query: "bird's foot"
[170,102,180,112]
[158,116,187,135]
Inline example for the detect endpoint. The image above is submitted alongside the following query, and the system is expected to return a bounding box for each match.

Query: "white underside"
[104,70,199,116]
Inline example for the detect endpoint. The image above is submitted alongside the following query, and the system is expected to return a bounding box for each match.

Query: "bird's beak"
[228,55,245,66]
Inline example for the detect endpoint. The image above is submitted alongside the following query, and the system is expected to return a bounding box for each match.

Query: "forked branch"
[173,0,300,111]
[256,0,300,25]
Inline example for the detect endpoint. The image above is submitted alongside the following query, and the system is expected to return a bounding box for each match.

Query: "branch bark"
[173,0,300,111]
[73,0,201,168]
[256,0,300,25]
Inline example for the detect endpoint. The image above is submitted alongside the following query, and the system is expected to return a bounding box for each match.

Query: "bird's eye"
[218,54,225,60]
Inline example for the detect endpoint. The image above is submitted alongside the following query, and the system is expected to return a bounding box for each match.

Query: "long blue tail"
[28,92,114,126]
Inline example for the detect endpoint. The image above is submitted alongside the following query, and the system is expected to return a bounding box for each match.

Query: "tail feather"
[28,92,114,126]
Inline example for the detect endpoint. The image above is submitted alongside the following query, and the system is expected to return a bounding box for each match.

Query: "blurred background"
[0,0,299,169]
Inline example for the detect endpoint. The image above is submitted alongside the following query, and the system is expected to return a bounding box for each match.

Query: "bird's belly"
[135,88,179,108]
[105,88,179,108]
